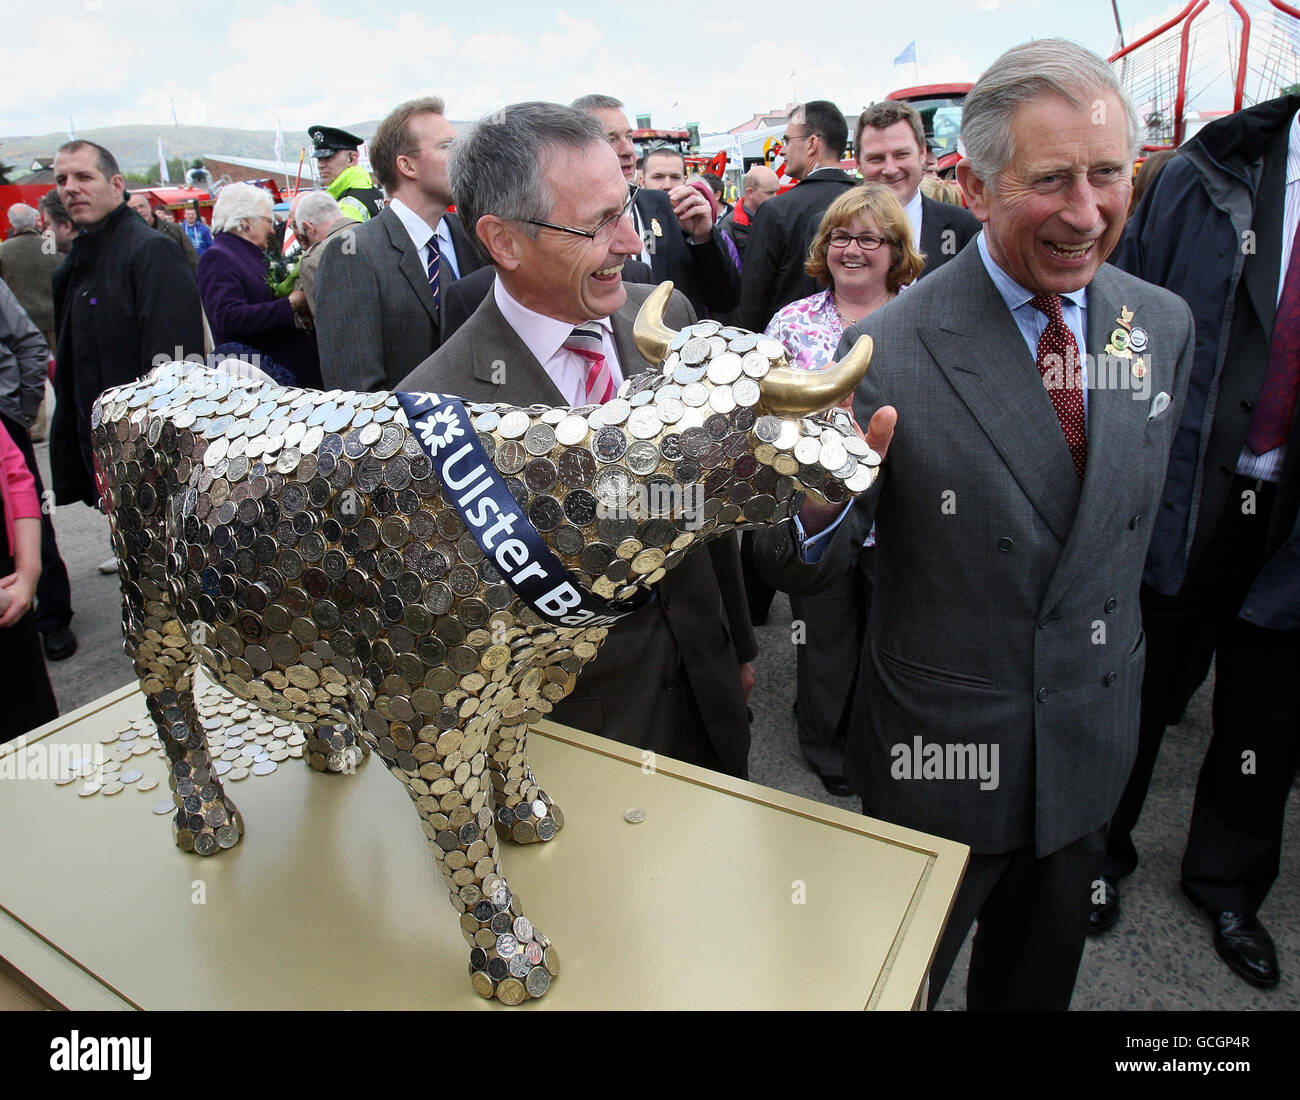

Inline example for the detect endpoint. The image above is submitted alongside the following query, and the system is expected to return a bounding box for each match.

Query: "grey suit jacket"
[314,207,484,393]
[399,282,757,777]
[756,244,1195,855]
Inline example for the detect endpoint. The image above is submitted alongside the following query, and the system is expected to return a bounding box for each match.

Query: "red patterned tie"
[1030,293,1087,479]
[564,323,614,405]
[1245,221,1300,455]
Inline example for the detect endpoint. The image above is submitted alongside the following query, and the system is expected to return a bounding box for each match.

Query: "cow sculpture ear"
[632,280,677,366]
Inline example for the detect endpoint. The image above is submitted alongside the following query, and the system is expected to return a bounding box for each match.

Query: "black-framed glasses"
[829,230,889,251]
[519,185,639,244]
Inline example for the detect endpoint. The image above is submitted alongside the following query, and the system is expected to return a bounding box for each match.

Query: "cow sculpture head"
[90,281,877,1006]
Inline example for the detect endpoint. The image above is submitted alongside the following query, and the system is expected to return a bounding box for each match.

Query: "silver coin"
[498,411,531,439]
[475,410,501,432]
[843,434,870,457]
[733,378,761,407]
[741,351,771,378]
[526,966,551,997]
[673,362,706,385]
[655,396,684,424]
[121,768,144,784]
[627,406,663,440]
[555,414,589,446]
[524,423,557,455]
[626,441,660,475]
[153,799,175,815]
[508,953,531,978]
[707,352,743,385]
[496,933,519,958]
[775,420,801,451]
[862,446,883,468]
[680,338,710,365]
[757,338,787,360]
[707,335,728,357]
[680,382,709,407]
[708,386,736,414]
[692,320,721,336]
[252,760,278,776]
[846,465,876,493]
[819,439,848,472]
[624,807,647,824]
[600,398,631,426]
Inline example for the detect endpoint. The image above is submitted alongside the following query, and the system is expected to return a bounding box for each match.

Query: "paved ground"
[29,438,1298,1011]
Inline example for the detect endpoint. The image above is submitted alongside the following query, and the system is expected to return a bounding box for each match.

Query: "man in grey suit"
[756,39,1195,1008]
[314,96,484,392]
[401,102,756,777]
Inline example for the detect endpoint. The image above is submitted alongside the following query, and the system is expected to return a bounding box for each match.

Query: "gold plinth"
[0,685,966,1010]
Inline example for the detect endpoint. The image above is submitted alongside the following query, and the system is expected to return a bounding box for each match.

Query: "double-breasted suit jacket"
[757,243,1195,855]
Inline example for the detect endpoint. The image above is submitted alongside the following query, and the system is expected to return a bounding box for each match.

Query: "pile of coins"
[52,675,326,807]
[88,307,875,1003]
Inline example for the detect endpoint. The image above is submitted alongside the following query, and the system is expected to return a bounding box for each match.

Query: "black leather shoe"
[1089,876,1120,933]
[820,774,854,797]
[1210,912,1280,988]
[41,626,78,662]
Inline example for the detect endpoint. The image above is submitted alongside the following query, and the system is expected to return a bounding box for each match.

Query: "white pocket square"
[1148,391,1171,421]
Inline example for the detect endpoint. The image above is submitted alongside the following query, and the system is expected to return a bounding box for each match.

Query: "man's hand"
[798,400,897,536]
[668,184,714,243]
[739,661,755,703]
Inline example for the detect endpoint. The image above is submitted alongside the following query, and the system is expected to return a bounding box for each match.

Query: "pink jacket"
[0,420,39,555]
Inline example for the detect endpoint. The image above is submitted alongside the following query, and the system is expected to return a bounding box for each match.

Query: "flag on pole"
[894,41,917,66]
[730,134,745,172]
[275,119,285,166]
[67,119,76,140]
[157,137,170,183]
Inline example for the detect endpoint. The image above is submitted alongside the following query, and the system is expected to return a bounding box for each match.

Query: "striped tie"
[426,233,442,310]
[564,323,614,405]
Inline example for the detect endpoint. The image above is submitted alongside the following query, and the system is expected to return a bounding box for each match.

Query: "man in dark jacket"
[1102,94,1300,989]
[50,141,204,507]
[573,95,741,317]
[733,100,857,332]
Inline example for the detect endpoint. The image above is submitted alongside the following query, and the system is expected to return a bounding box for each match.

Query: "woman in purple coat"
[197,183,321,387]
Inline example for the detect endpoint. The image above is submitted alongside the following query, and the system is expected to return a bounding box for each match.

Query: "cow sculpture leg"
[125,617,245,856]
[356,698,560,1003]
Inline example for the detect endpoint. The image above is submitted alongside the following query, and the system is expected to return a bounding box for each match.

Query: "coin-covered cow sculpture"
[92,281,880,1005]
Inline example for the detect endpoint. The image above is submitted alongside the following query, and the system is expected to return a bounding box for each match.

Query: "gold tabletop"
[0,684,966,1010]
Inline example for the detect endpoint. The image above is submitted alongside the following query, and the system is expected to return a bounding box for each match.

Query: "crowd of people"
[0,33,1295,1010]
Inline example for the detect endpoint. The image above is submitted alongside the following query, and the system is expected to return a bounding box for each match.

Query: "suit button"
[1240,400,1254,413]
[1104,671,1118,686]
[1037,687,1050,702]
[997,537,1014,552]
[662,678,676,692]
[1105,597,1118,612]
[1128,514,1140,530]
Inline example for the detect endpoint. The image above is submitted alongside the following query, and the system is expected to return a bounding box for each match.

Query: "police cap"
[309,125,365,158]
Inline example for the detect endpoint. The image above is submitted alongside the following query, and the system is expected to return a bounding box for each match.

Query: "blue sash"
[397,392,652,628]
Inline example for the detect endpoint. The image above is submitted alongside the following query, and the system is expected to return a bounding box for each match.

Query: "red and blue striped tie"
[564,323,614,405]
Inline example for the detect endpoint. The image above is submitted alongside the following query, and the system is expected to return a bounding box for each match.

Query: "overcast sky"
[0,0,1264,138]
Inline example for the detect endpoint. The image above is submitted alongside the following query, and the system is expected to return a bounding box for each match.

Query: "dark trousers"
[740,531,776,625]
[0,551,58,742]
[0,412,72,634]
[1104,477,1300,914]
[791,546,872,779]
[923,823,1106,1010]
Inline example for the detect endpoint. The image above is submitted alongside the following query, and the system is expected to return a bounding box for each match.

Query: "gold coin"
[496,978,526,1005]
[471,971,495,999]
[481,645,510,671]
[228,767,250,781]
[631,549,666,574]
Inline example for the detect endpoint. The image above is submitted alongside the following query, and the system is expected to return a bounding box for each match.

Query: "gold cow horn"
[632,280,678,366]
[758,335,874,418]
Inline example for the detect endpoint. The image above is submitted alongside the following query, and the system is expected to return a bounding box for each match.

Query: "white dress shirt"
[903,187,924,251]
[492,276,625,406]
[387,196,440,276]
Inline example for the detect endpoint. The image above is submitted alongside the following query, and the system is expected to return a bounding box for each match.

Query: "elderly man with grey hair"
[0,204,59,348]
[756,38,1195,1009]
[293,190,352,318]
[400,101,757,779]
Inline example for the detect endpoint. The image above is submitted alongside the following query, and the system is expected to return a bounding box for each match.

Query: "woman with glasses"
[764,183,924,371]
[763,184,923,798]
[197,183,320,386]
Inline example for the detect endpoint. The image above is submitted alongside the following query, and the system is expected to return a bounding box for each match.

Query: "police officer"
[308,125,384,222]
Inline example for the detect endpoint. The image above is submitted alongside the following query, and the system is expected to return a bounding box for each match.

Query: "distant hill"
[0,121,382,175]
